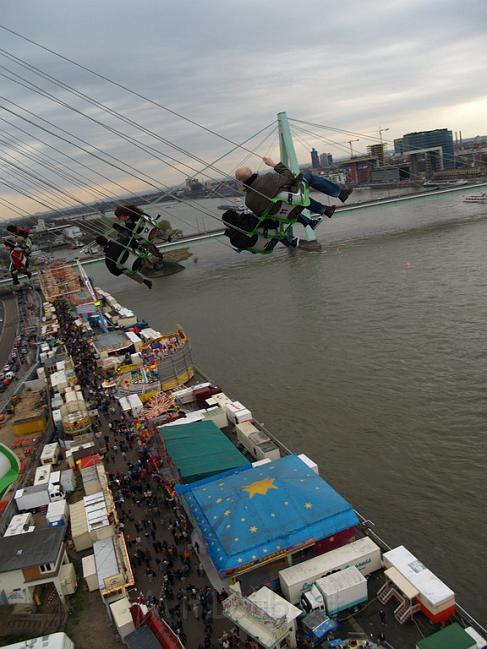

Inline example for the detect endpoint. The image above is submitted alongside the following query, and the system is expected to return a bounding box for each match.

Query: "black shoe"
[143,279,153,289]
[289,236,300,248]
[322,205,336,218]
[338,187,353,203]
[309,216,323,230]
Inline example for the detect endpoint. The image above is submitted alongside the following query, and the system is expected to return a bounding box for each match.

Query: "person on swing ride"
[221,208,300,253]
[3,238,32,285]
[113,204,165,266]
[235,156,353,219]
[6,224,33,265]
[95,234,153,289]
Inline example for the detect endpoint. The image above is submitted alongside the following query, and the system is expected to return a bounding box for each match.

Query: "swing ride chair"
[113,231,152,274]
[110,212,163,272]
[134,212,163,242]
[242,177,311,254]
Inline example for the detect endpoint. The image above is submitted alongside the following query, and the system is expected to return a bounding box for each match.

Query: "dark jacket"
[244,163,296,216]
[104,239,142,276]
[222,210,259,250]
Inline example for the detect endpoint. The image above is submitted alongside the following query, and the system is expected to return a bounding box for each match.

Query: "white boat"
[464,192,487,203]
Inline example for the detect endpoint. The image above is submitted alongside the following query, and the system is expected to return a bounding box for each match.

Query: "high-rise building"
[311,148,320,169]
[401,129,455,169]
[367,143,386,166]
[394,138,404,155]
[319,153,333,168]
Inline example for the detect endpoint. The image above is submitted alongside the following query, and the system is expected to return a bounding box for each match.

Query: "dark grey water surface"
[89,188,487,622]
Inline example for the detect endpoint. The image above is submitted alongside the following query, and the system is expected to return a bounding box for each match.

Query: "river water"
[88,186,487,622]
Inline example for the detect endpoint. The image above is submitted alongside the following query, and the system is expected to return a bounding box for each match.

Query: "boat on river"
[464,192,487,203]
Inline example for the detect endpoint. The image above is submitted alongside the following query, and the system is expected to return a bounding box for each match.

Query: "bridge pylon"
[277,111,321,251]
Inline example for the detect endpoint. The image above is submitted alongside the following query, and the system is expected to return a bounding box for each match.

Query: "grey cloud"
[0,0,486,217]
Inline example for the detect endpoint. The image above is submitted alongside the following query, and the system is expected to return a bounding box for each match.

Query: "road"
[0,296,18,371]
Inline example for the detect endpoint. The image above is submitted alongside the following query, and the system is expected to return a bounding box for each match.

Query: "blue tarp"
[176,454,358,573]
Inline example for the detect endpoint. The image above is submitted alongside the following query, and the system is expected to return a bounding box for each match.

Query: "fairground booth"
[176,454,358,593]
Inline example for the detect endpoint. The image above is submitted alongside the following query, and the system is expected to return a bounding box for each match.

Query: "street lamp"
[378,127,390,145]
[346,139,360,158]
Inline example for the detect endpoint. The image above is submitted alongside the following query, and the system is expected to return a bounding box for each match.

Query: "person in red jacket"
[3,238,31,285]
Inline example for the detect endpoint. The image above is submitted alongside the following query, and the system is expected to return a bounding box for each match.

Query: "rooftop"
[0,525,65,572]
[176,454,358,573]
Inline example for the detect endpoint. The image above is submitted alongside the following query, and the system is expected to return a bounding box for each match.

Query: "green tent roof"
[417,624,475,649]
[159,420,249,483]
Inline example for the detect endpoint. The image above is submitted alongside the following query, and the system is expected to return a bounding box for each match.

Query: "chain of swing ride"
[0,23,469,270]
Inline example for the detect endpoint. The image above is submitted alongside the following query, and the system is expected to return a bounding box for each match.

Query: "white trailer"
[4,512,35,536]
[34,464,52,486]
[47,499,69,526]
[40,442,61,466]
[279,537,382,604]
[15,484,51,511]
[315,565,368,616]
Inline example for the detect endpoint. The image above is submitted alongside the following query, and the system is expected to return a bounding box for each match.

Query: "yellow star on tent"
[223,510,231,517]
[249,526,258,533]
[243,478,278,499]
[216,498,223,504]
[304,502,313,509]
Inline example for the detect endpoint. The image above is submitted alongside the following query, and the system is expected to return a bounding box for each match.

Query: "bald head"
[235,166,253,183]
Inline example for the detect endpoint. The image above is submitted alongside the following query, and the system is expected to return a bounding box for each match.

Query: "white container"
[298,453,319,475]
[383,546,455,615]
[4,512,35,537]
[118,396,131,413]
[127,393,143,416]
[279,537,382,604]
[465,627,487,649]
[60,469,77,493]
[82,554,99,591]
[47,499,69,526]
[225,401,252,424]
[235,421,260,446]
[252,458,272,468]
[34,464,52,486]
[40,442,61,466]
[315,565,368,616]
[234,408,253,424]
[49,470,61,487]
[202,405,228,429]
[52,409,62,429]
[173,387,194,405]
[110,597,136,640]
[246,430,280,461]
[15,484,50,511]
[208,392,233,410]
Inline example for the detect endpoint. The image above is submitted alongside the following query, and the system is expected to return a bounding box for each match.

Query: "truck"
[315,565,368,616]
[279,536,382,604]
[15,482,65,511]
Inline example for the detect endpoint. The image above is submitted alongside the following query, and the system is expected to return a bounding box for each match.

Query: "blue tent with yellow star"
[176,454,359,575]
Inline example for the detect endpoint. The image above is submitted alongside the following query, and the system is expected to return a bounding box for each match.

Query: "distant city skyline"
[0,0,486,218]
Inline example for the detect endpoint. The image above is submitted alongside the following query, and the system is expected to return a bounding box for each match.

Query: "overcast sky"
[0,0,486,219]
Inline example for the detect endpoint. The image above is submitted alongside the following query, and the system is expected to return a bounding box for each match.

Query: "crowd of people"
[54,297,250,649]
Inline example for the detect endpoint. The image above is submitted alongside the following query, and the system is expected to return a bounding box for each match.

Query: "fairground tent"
[159,420,249,483]
[176,454,359,574]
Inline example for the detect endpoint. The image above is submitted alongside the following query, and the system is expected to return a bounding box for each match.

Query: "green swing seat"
[242,178,310,253]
